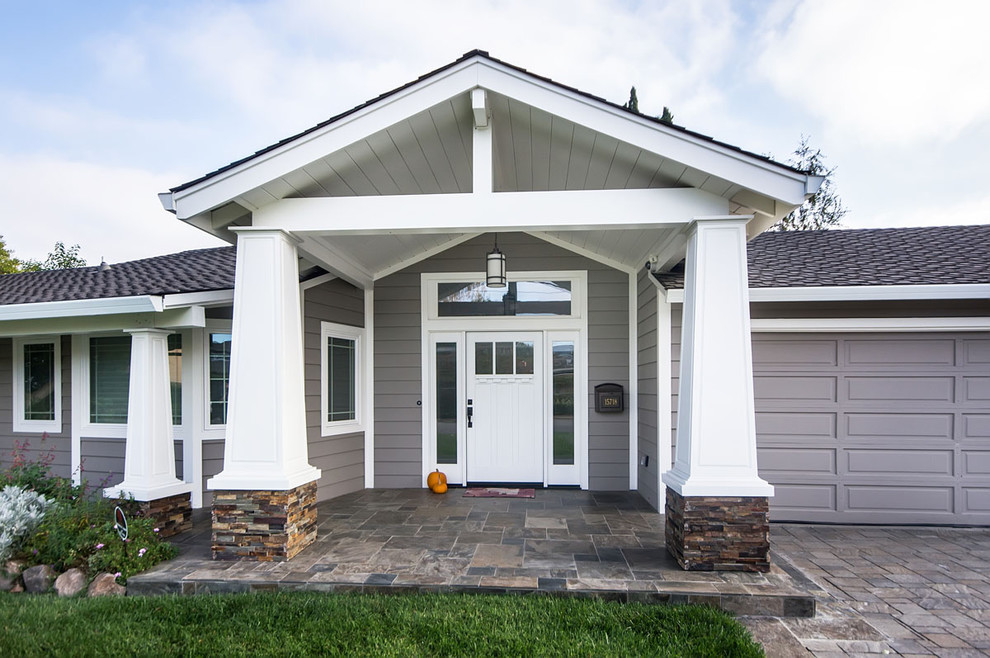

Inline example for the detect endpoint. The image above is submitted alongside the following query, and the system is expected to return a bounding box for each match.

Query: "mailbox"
[594,383,624,413]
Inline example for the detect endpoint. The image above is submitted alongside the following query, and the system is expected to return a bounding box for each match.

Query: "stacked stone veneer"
[136,493,192,538]
[665,489,770,573]
[212,481,318,561]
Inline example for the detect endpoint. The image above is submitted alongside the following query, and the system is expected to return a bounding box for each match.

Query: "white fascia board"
[168,55,808,220]
[162,289,234,308]
[0,307,205,337]
[253,188,730,235]
[752,317,990,333]
[474,60,810,206]
[664,283,990,304]
[0,295,162,322]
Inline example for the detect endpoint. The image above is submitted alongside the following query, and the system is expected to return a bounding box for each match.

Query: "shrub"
[88,517,177,584]
[3,437,84,502]
[21,496,106,571]
[0,485,51,563]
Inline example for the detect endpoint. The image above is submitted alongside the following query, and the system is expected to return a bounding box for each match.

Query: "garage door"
[753,333,990,525]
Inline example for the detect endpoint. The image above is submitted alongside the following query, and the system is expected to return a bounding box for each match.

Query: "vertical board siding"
[0,336,73,479]
[304,278,366,502]
[636,270,659,510]
[374,232,629,490]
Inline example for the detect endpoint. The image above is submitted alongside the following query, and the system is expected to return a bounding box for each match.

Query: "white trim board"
[751,317,990,332]
[664,283,990,304]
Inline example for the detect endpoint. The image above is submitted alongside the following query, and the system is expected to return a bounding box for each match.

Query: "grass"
[0,592,763,657]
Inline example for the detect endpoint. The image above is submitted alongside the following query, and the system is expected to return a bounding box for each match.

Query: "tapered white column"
[105,329,192,501]
[662,218,773,497]
[207,228,320,491]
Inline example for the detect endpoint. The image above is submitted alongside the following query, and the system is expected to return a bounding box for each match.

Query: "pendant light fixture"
[486,234,507,288]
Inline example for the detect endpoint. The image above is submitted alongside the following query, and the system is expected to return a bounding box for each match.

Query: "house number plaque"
[594,383,624,413]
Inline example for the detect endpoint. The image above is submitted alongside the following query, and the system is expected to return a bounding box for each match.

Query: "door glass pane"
[474,342,493,375]
[495,342,513,375]
[515,341,534,375]
[436,342,457,464]
[552,341,575,465]
[90,336,131,424]
[23,343,55,421]
[167,333,182,425]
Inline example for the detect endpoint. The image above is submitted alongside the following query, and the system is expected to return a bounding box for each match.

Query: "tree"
[659,106,674,124]
[772,135,848,231]
[623,86,639,113]
[0,235,20,274]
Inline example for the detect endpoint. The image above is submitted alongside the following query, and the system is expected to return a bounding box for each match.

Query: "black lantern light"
[486,235,506,288]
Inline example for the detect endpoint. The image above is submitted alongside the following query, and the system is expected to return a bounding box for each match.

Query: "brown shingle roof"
[0,247,236,305]
[654,224,990,289]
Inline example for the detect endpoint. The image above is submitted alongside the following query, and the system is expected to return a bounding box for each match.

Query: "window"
[438,280,572,317]
[208,332,232,426]
[321,322,363,435]
[12,337,62,433]
[89,336,131,424]
[168,333,182,426]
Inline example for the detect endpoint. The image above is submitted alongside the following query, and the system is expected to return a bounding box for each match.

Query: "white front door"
[466,332,544,483]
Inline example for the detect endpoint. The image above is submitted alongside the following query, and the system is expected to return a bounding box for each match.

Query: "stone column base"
[665,489,770,572]
[211,481,318,562]
[136,492,192,538]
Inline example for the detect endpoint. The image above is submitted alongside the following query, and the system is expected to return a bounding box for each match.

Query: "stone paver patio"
[748,524,990,657]
[129,488,814,617]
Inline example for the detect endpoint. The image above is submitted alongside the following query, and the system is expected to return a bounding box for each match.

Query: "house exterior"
[1,52,988,568]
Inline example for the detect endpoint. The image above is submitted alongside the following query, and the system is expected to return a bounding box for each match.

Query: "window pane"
[474,342,493,375]
[552,342,575,465]
[495,342,513,375]
[209,333,232,425]
[168,333,182,426]
[438,280,572,316]
[436,342,457,464]
[90,336,131,424]
[23,343,55,421]
[327,336,356,422]
[515,341,534,375]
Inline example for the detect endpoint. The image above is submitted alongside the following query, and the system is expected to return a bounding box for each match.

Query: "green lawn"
[0,592,763,657]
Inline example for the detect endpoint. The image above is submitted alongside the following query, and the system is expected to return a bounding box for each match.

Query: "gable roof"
[655,224,990,289]
[0,247,236,306]
[169,50,806,196]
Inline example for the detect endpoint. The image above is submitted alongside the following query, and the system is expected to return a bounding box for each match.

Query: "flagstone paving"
[745,524,990,657]
[129,488,814,617]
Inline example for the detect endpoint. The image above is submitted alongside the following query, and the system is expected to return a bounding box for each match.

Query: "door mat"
[463,488,536,499]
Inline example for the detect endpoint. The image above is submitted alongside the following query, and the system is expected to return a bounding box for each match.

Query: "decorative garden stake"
[114,506,128,541]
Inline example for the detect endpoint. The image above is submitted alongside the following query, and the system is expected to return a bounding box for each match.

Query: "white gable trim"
[165,55,811,221]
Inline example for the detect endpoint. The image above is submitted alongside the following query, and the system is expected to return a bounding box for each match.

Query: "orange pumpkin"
[432,482,448,494]
[427,469,447,489]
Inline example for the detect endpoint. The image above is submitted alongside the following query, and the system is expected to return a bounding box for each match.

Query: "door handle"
[467,400,473,428]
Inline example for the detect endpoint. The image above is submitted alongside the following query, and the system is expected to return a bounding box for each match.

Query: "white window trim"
[12,336,62,434]
[320,321,365,437]
[203,321,232,432]
[78,333,129,439]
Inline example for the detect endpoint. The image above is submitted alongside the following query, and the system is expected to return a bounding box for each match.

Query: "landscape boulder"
[88,572,126,597]
[55,568,88,597]
[22,565,57,593]
[0,560,24,592]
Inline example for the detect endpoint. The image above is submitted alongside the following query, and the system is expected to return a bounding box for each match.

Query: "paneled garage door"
[753,333,990,525]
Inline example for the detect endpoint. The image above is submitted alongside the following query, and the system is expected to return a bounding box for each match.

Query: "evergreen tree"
[623,86,639,113]
[772,135,848,231]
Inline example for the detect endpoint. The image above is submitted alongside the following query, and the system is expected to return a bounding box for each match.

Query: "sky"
[1,0,988,265]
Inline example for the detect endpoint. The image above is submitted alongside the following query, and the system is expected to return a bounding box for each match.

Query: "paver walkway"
[130,488,813,616]
[746,524,990,657]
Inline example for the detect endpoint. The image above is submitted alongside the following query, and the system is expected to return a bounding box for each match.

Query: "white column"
[207,228,320,491]
[662,218,773,497]
[105,329,192,501]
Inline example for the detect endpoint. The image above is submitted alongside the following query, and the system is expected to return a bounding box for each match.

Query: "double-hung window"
[12,337,62,433]
[321,322,363,436]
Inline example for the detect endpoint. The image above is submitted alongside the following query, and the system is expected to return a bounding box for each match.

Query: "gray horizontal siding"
[636,269,659,510]
[0,336,72,479]
[202,440,224,507]
[374,232,629,490]
[80,437,124,490]
[304,278,365,501]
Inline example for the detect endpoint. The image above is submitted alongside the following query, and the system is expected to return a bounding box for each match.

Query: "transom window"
[438,281,572,317]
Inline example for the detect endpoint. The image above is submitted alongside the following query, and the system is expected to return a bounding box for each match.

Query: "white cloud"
[0,155,224,265]
[847,194,990,229]
[756,0,990,145]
